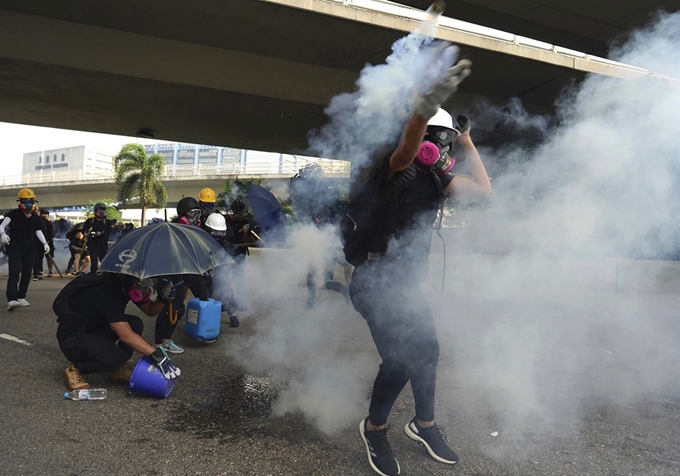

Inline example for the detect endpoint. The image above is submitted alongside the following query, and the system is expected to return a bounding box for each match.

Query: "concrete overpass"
[0,159,350,210]
[0,0,676,159]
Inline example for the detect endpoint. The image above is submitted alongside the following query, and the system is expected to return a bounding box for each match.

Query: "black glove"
[455,114,470,135]
[157,279,176,304]
[149,348,181,379]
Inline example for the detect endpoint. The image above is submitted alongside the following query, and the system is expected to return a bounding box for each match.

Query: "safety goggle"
[201,202,215,211]
[426,127,458,147]
[185,208,202,219]
[137,277,157,295]
[210,229,226,237]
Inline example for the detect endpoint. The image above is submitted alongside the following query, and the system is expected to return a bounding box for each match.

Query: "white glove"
[413,59,472,120]
[0,233,9,246]
[43,243,51,254]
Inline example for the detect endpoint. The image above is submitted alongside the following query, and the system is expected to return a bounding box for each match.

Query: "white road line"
[0,333,33,346]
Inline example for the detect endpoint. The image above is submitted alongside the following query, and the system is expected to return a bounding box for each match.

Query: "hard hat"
[205,213,227,231]
[427,108,454,129]
[199,188,216,203]
[17,188,36,200]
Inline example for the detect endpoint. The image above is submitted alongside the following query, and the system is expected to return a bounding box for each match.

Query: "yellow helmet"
[17,188,36,200]
[199,188,216,203]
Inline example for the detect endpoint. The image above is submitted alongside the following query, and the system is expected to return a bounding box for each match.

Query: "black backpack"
[341,164,417,266]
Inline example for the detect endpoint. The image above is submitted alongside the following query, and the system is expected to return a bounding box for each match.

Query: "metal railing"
[0,158,350,187]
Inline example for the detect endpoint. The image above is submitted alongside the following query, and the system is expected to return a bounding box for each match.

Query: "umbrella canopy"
[247,184,286,231]
[99,222,233,279]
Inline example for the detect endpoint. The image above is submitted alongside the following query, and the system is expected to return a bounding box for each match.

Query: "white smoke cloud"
[219,8,680,452]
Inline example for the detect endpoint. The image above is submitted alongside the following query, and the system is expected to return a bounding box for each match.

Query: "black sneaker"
[404,418,458,464]
[359,418,400,476]
[230,315,240,328]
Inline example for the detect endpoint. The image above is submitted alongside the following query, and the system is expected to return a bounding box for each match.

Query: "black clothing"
[55,274,142,374]
[4,209,42,301]
[225,215,251,257]
[6,246,34,301]
[4,209,42,251]
[58,314,143,374]
[350,154,449,427]
[83,217,114,273]
[350,261,439,426]
[55,274,130,333]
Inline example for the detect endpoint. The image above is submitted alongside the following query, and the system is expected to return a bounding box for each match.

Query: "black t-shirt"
[377,154,452,269]
[40,217,55,241]
[56,275,131,332]
[83,217,113,248]
[226,215,251,256]
[5,208,43,250]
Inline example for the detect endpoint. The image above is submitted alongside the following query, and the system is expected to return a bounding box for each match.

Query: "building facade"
[22,145,113,174]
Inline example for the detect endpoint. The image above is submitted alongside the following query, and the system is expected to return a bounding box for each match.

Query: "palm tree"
[113,144,168,225]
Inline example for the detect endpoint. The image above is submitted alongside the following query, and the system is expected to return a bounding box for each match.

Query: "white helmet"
[205,213,227,231]
[427,108,454,129]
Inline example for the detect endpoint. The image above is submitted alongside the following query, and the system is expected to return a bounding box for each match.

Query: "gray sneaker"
[18,299,30,307]
[7,300,21,311]
[162,340,184,354]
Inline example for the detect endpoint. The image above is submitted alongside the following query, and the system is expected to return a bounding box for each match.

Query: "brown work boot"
[107,363,132,384]
[64,363,90,391]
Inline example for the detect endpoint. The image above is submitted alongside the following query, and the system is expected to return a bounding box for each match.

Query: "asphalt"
[0,242,679,476]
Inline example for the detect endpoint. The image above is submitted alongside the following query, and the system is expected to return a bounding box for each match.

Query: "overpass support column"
[240,150,247,174]
[218,147,223,165]
[173,143,179,166]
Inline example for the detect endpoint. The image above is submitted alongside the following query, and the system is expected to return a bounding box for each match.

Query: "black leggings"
[350,261,440,426]
[154,274,207,344]
[57,314,143,374]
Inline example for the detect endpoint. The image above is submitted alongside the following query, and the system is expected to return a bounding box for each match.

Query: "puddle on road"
[166,372,304,442]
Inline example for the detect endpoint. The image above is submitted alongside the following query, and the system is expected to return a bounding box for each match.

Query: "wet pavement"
[1,245,680,476]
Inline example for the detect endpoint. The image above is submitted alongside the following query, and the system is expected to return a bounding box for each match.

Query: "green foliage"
[87,199,122,222]
[114,143,168,225]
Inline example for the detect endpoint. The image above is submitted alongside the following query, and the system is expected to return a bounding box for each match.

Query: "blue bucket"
[129,356,176,399]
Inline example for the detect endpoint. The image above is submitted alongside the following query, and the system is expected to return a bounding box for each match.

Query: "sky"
[0,122,166,179]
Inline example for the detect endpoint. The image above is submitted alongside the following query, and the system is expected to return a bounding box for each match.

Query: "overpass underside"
[0,0,649,159]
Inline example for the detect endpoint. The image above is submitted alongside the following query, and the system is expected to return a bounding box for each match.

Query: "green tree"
[113,144,168,225]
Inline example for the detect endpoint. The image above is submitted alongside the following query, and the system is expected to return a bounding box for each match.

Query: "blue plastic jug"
[185,298,221,341]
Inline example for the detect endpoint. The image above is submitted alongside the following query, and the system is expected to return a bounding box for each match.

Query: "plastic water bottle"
[63,389,108,401]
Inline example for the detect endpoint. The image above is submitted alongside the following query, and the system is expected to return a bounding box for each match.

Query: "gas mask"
[18,199,36,212]
[94,207,107,219]
[129,277,157,303]
[178,208,202,226]
[416,126,458,175]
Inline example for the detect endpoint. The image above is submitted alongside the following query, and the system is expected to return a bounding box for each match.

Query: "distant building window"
[38,156,42,164]
[53,154,57,161]
[46,156,50,164]
[61,154,65,161]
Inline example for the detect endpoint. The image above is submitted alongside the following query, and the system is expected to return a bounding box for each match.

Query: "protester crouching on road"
[83,202,115,274]
[1,189,51,311]
[66,225,91,276]
[349,57,493,476]
[54,273,181,391]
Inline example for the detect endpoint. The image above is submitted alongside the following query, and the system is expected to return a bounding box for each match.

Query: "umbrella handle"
[168,302,178,325]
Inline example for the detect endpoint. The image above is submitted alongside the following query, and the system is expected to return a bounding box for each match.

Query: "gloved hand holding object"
[157,279,177,304]
[90,231,102,237]
[414,59,472,120]
[455,114,470,137]
[149,348,181,379]
[1,233,9,246]
[43,243,50,254]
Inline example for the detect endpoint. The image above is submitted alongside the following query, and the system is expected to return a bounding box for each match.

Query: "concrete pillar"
[173,143,179,166]
[217,147,223,165]
[240,149,247,175]
[153,142,159,154]
[279,153,284,174]
[194,145,200,165]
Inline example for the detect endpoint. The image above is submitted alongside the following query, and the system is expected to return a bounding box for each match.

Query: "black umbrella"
[247,184,286,231]
[99,222,232,279]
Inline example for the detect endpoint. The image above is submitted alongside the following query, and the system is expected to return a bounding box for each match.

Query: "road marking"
[0,333,32,346]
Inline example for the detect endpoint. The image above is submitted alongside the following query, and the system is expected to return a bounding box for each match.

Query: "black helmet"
[230,198,246,214]
[93,202,107,219]
[177,196,201,217]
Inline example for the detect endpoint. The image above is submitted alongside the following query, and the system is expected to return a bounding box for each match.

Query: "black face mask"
[95,208,107,219]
